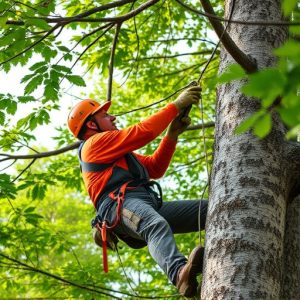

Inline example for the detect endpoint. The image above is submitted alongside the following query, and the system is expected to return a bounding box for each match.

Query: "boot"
[176,245,204,298]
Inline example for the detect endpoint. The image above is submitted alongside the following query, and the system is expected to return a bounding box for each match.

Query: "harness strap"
[95,180,133,273]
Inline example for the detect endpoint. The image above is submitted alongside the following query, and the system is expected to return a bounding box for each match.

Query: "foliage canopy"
[0,0,299,298]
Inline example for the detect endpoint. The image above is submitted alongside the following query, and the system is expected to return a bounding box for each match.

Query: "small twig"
[107,22,122,101]
[59,23,114,86]
[115,82,192,116]
[56,23,112,65]
[0,159,16,172]
[186,121,215,131]
[127,50,214,62]
[149,37,217,46]
[12,158,36,183]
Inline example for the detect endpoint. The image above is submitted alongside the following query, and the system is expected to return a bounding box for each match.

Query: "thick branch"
[6,0,159,25]
[0,122,215,162]
[174,0,300,27]
[7,0,134,26]
[0,142,80,162]
[199,0,257,73]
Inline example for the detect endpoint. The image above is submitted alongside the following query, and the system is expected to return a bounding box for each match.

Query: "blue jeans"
[97,186,207,284]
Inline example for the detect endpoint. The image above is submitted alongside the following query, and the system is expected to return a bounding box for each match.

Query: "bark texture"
[281,195,300,299]
[201,0,288,299]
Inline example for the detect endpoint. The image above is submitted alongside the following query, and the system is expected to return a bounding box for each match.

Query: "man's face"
[92,110,117,131]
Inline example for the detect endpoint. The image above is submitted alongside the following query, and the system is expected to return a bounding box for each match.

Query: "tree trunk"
[201,0,289,299]
[281,195,300,299]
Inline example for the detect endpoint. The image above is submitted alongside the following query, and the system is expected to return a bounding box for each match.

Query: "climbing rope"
[195,0,236,246]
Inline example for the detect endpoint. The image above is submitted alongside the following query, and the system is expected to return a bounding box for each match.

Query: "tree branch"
[0,253,121,299]
[187,121,215,131]
[0,142,80,162]
[12,158,36,183]
[107,23,122,101]
[174,0,300,27]
[6,0,159,25]
[199,0,257,73]
[128,50,215,62]
[0,122,215,163]
[61,23,114,84]
[0,252,180,299]
[149,37,217,46]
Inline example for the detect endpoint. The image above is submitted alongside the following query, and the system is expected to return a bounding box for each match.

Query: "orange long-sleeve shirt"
[81,103,179,207]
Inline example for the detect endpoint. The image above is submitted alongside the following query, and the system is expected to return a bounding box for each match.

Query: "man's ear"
[85,120,97,130]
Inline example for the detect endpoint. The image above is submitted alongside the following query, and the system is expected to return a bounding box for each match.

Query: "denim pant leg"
[102,190,187,285]
[158,200,208,233]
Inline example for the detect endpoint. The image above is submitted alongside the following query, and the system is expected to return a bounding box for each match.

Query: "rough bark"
[281,195,300,299]
[201,0,289,299]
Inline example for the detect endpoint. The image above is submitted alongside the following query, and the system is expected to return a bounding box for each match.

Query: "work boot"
[176,245,204,298]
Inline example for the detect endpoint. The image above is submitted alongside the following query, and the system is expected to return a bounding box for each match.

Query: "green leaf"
[37,109,50,124]
[44,84,58,100]
[274,40,300,57]
[66,75,86,86]
[277,107,300,127]
[24,206,36,213]
[0,173,16,199]
[0,111,5,125]
[217,64,246,83]
[6,100,17,114]
[21,73,35,83]
[0,16,8,28]
[0,99,17,115]
[286,124,300,139]
[52,64,71,73]
[282,0,299,16]
[29,61,46,71]
[26,19,51,30]
[41,46,58,60]
[241,68,286,107]
[24,75,43,94]
[31,184,39,200]
[253,113,272,138]
[16,113,33,129]
[17,96,36,103]
[235,111,264,135]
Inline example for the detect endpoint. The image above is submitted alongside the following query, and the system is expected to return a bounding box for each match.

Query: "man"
[67,85,207,298]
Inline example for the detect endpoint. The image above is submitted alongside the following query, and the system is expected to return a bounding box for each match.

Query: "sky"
[0,58,92,149]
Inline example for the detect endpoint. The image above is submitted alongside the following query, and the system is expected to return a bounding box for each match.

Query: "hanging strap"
[94,180,133,273]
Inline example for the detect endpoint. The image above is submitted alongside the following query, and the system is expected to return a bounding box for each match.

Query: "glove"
[173,86,202,112]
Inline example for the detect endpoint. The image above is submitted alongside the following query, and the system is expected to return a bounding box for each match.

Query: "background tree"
[0,0,299,299]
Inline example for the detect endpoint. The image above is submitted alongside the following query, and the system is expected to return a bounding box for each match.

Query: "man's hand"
[173,85,201,112]
[167,113,191,141]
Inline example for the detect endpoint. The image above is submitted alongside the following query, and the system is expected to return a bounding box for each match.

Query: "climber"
[67,85,207,298]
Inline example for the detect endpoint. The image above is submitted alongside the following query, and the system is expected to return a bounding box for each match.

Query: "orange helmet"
[67,99,111,137]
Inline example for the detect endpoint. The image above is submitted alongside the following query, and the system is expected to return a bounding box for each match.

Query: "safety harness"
[78,142,162,272]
